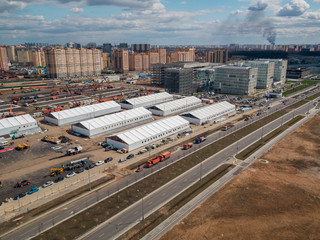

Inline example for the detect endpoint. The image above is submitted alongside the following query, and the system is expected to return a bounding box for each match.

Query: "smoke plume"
[223,1,277,45]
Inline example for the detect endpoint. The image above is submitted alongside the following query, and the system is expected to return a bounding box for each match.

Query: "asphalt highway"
[1,87,318,240]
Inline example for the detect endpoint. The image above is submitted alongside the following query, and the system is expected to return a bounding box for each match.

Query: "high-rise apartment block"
[243,60,274,89]
[102,43,112,53]
[32,48,46,67]
[45,47,101,78]
[112,48,166,73]
[16,47,33,66]
[132,44,151,52]
[167,47,195,63]
[6,46,16,63]
[214,66,257,95]
[112,49,129,73]
[206,49,228,63]
[0,47,9,71]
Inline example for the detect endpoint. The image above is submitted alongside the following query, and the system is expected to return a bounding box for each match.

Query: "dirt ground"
[161,114,320,240]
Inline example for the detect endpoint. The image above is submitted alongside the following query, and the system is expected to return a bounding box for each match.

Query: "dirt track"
[161,114,320,240]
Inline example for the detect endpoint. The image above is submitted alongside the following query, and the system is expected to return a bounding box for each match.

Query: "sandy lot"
[161,114,320,240]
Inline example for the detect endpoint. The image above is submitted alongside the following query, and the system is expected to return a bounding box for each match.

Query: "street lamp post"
[195,155,202,182]
[87,168,91,191]
[137,190,144,221]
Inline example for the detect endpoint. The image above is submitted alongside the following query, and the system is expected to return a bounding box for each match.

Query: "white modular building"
[0,114,41,137]
[106,116,190,151]
[71,107,153,138]
[180,101,236,125]
[148,96,202,116]
[44,101,121,126]
[120,92,173,109]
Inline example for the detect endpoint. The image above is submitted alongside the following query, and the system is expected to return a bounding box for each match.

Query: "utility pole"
[137,190,144,221]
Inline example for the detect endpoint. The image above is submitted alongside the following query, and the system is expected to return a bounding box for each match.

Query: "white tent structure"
[71,107,153,138]
[148,96,202,116]
[0,114,40,137]
[120,92,173,109]
[44,101,121,126]
[180,101,236,125]
[106,116,190,151]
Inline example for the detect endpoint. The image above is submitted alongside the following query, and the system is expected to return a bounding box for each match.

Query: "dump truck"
[50,168,63,176]
[195,136,206,144]
[67,145,83,155]
[145,151,171,168]
[17,143,30,150]
[42,135,62,144]
[183,143,193,150]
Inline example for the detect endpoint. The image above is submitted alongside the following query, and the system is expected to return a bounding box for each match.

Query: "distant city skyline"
[0,0,319,45]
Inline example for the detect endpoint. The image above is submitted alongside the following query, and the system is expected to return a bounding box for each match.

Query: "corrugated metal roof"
[181,101,235,120]
[110,115,189,145]
[49,101,120,120]
[0,114,37,130]
[151,96,201,112]
[122,92,172,106]
[78,107,152,130]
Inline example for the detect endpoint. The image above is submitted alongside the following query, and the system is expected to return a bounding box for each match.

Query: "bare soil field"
[161,114,320,240]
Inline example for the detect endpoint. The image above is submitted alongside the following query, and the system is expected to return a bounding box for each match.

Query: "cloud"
[314,0,320,3]
[305,10,320,19]
[277,0,310,17]
[180,1,187,4]
[69,7,83,13]
[248,1,268,11]
[0,0,26,13]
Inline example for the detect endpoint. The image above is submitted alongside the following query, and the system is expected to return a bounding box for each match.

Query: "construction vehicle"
[183,142,193,150]
[12,97,20,104]
[42,135,61,144]
[145,151,171,168]
[221,124,234,131]
[17,143,30,150]
[43,109,53,114]
[14,178,31,188]
[51,91,60,96]
[67,145,83,155]
[51,96,59,100]
[54,108,63,112]
[64,158,87,170]
[195,136,206,144]
[65,84,81,107]
[50,168,63,176]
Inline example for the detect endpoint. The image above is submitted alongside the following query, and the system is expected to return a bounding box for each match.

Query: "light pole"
[87,168,91,191]
[195,155,202,182]
[137,190,144,221]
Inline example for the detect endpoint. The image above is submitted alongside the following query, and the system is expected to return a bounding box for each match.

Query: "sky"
[0,0,320,46]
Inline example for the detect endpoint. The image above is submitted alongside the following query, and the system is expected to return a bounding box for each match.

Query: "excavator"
[49,168,63,176]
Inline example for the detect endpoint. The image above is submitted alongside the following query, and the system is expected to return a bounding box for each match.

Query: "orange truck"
[145,151,171,168]
[183,142,193,150]
[51,91,60,96]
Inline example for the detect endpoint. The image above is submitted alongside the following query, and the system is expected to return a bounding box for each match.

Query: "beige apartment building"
[45,47,101,78]
[0,47,9,71]
[112,49,129,73]
[32,48,46,67]
[6,46,16,63]
[206,49,228,63]
[166,47,195,63]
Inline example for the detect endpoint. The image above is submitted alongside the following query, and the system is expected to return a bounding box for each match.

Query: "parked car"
[27,187,39,195]
[100,142,109,148]
[95,161,104,166]
[66,172,76,178]
[136,167,143,172]
[13,192,26,200]
[104,157,113,163]
[75,168,84,174]
[118,158,126,163]
[42,181,54,188]
[86,164,96,170]
[138,149,147,154]
[0,146,4,150]
[54,176,64,183]
[150,144,157,149]
[126,154,134,159]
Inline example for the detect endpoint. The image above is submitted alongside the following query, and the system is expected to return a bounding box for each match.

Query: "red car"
[14,178,31,188]
[136,167,143,172]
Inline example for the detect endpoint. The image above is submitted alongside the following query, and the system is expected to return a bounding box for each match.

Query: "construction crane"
[65,84,81,107]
